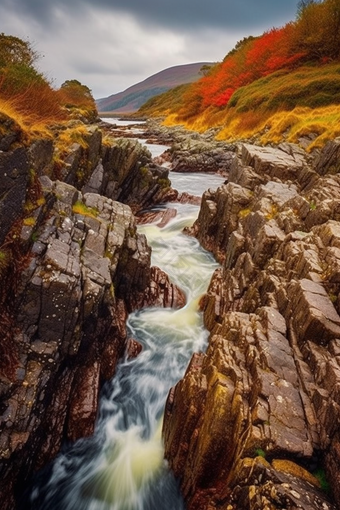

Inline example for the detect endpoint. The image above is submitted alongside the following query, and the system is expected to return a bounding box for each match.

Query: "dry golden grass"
[0,93,62,140]
[0,78,97,141]
[164,104,340,150]
[213,105,340,150]
[55,124,90,151]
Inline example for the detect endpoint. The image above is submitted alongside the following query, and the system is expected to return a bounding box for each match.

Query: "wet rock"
[226,456,336,510]
[67,362,100,441]
[176,192,201,205]
[128,266,186,311]
[136,207,177,227]
[126,338,143,359]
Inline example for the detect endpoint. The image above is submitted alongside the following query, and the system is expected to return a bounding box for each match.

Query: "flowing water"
[26,125,224,510]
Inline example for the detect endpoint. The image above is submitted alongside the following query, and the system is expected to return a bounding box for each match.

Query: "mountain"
[95,62,212,113]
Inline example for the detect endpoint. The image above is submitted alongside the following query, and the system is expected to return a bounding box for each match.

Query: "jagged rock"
[316,138,340,175]
[187,183,253,262]
[139,118,236,175]
[176,192,201,205]
[28,139,54,176]
[100,138,173,212]
[163,140,340,510]
[241,142,318,189]
[51,126,102,187]
[67,362,100,441]
[126,338,143,359]
[171,142,234,174]
[163,307,323,507]
[226,456,336,510]
[286,278,340,346]
[128,266,186,311]
[136,207,177,227]
[1,184,149,473]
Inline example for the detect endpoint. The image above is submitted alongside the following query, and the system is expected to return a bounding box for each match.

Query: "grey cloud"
[0,0,300,98]
[7,0,298,32]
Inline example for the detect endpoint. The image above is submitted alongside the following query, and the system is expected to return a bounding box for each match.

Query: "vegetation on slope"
[0,33,98,140]
[139,0,340,149]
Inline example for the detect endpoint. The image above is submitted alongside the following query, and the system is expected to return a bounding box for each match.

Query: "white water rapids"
[26,122,225,510]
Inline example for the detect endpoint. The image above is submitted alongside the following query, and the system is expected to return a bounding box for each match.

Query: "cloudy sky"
[0,0,298,99]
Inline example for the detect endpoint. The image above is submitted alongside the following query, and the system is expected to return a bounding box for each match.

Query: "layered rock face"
[0,116,183,509]
[163,139,340,509]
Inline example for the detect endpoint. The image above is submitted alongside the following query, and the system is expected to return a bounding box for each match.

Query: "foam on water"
[26,154,221,510]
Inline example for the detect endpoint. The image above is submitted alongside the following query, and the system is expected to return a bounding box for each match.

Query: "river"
[26,120,225,510]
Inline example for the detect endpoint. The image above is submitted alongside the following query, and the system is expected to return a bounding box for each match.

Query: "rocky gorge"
[1,113,340,510]
[0,115,182,508]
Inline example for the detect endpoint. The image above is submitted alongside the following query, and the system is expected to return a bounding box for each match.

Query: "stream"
[26,120,225,510]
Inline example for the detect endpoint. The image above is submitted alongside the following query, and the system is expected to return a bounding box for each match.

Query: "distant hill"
[96,62,212,113]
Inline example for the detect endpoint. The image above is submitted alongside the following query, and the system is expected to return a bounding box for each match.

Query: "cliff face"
[163,139,340,509]
[0,115,182,509]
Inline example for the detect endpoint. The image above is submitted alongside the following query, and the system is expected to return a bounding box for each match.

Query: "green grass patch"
[72,200,99,219]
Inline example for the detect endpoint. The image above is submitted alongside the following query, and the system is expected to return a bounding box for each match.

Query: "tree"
[296,0,317,18]
[199,64,214,77]
[323,0,340,59]
[0,33,39,69]
[294,0,340,60]
[57,80,97,121]
[59,80,94,105]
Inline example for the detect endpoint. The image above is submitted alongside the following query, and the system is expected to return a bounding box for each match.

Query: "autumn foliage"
[139,0,340,148]
[141,0,340,131]
[196,24,305,111]
[0,33,97,134]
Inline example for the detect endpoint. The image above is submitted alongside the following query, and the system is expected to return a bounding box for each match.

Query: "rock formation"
[3,108,340,510]
[102,118,235,176]
[0,114,183,509]
[163,139,340,509]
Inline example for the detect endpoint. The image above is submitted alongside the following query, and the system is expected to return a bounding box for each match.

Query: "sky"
[0,0,299,99]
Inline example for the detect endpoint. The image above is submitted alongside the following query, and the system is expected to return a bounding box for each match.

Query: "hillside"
[95,62,212,113]
[139,0,340,150]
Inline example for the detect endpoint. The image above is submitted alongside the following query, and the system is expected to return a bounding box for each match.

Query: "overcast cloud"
[0,0,298,99]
